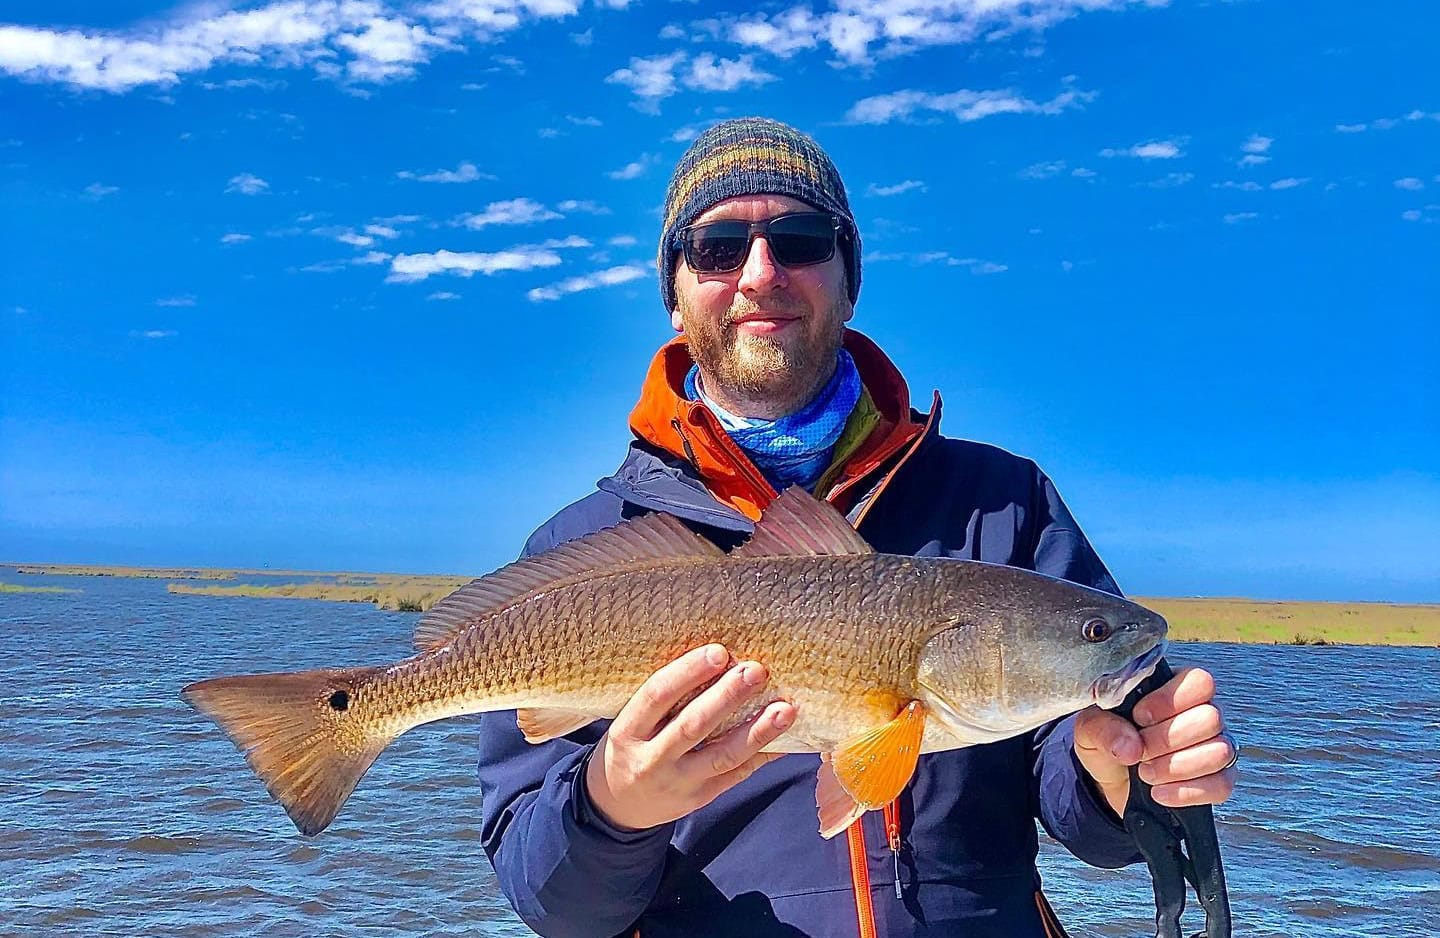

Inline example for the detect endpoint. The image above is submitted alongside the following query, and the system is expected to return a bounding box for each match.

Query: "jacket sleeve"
[475,523,675,938]
[477,714,675,937]
[1025,463,1144,868]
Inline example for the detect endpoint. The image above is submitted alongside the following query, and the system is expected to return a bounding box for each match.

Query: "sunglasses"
[674,212,844,274]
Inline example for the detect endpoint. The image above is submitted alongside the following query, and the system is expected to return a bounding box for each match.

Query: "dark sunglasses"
[674,212,844,274]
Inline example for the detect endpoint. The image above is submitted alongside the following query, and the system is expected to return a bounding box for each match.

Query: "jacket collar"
[625,329,934,521]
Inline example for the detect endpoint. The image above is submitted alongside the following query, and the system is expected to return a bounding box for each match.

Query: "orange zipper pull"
[884,799,901,899]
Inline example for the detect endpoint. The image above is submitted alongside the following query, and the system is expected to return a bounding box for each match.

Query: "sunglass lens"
[767,215,836,266]
[688,223,749,272]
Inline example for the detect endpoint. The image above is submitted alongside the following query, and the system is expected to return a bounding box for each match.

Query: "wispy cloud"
[606,51,773,109]
[458,198,562,229]
[387,247,564,283]
[155,295,196,307]
[1333,109,1440,133]
[426,291,461,301]
[219,232,252,244]
[608,234,638,246]
[398,161,495,183]
[527,264,649,302]
[130,329,177,339]
[1223,212,1259,224]
[1141,172,1194,188]
[608,155,657,180]
[1100,139,1185,159]
[566,114,602,127]
[846,86,1093,125]
[867,252,1006,273]
[1238,133,1272,166]
[556,199,610,215]
[1395,177,1426,191]
[82,182,119,199]
[867,180,926,197]
[0,1,594,93]
[1269,177,1309,190]
[226,173,269,195]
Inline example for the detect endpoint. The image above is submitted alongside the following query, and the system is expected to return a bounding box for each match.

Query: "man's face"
[671,194,854,420]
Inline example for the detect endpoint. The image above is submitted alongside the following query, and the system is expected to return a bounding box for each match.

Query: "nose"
[736,235,789,296]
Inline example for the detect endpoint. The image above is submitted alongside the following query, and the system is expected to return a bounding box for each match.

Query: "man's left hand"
[1072,666,1238,818]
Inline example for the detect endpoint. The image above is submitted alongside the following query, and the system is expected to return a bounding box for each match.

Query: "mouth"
[731,314,800,334]
[1090,641,1166,709]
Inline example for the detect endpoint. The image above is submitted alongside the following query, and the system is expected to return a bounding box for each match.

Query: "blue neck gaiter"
[685,350,862,492]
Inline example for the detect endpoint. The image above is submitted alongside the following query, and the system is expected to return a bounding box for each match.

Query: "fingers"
[1150,767,1237,808]
[1138,734,1237,786]
[1138,703,1224,760]
[654,659,772,758]
[1132,667,1216,727]
[680,700,796,779]
[1073,706,1142,787]
[613,644,730,741]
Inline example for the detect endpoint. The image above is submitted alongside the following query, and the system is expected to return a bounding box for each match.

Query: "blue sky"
[1,0,1436,602]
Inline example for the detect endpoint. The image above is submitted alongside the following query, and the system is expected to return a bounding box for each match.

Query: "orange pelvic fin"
[814,701,926,839]
[516,707,598,744]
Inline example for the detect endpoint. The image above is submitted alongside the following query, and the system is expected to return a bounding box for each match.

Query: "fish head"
[915,562,1167,738]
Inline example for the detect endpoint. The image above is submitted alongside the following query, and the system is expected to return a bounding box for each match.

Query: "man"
[476,117,1237,938]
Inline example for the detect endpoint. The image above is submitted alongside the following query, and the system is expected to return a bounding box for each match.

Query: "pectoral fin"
[814,701,926,839]
[516,707,597,744]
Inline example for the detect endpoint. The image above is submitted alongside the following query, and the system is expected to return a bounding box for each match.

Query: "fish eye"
[1081,618,1113,643]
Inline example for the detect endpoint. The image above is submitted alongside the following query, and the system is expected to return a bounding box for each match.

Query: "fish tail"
[181,665,392,836]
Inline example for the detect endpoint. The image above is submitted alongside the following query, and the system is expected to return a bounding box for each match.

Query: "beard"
[679,292,849,419]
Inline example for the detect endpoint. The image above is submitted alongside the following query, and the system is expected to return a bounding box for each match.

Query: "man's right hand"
[583,643,797,832]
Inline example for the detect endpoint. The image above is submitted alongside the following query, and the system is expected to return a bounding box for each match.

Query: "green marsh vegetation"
[168,574,470,612]
[0,582,79,594]
[1136,597,1440,647]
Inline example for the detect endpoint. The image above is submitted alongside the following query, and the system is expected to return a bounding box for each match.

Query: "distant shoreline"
[5,562,1437,647]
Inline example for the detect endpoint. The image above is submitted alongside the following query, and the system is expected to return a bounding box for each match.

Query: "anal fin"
[516,707,598,744]
[814,701,926,839]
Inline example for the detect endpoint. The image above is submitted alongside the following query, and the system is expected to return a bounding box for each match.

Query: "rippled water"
[2,572,1437,936]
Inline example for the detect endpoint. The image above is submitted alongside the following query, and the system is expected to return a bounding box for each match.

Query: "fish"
[181,487,1167,838]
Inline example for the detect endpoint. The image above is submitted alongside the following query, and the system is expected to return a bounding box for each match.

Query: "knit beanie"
[657,117,862,312]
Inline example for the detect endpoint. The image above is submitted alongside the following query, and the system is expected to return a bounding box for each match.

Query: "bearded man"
[475,117,1237,938]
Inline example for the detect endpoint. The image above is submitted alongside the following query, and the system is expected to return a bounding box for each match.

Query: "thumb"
[1073,706,1142,787]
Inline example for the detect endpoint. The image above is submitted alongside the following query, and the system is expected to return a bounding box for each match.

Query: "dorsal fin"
[731,486,874,558]
[413,511,723,652]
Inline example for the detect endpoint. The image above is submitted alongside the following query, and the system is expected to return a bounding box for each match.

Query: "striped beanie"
[657,117,861,312]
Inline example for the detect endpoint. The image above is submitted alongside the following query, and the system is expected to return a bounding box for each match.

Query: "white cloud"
[364,223,399,238]
[0,1,616,92]
[1401,210,1422,222]
[458,197,561,228]
[1142,172,1194,188]
[1395,177,1425,191]
[1071,167,1096,179]
[608,234,638,246]
[1100,139,1185,159]
[1241,134,1272,154]
[1238,154,1270,167]
[864,251,1005,273]
[1214,180,1262,191]
[220,232,251,244]
[566,114,601,127]
[556,199,610,214]
[354,250,392,264]
[1269,177,1309,190]
[534,235,592,249]
[398,161,495,183]
[334,230,374,247]
[387,247,563,283]
[527,263,649,302]
[131,329,177,339]
[846,86,1093,125]
[607,50,774,108]
[1223,212,1259,224]
[83,182,119,199]
[867,179,926,197]
[226,172,269,195]
[156,295,196,307]
[426,291,461,300]
[1334,110,1440,134]
[1019,160,1067,180]
[608,156,655,180]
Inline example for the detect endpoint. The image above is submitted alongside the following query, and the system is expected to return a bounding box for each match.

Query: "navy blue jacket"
[476,414,1143,938]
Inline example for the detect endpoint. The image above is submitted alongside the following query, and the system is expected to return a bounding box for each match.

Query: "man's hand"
[584,644,797,832]
[1073,667,1237,818]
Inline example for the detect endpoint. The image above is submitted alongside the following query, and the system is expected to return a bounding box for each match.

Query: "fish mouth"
[1090,641,1166,710]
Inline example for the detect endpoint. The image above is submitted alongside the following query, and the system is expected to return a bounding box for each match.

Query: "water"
[2,572,1437,936]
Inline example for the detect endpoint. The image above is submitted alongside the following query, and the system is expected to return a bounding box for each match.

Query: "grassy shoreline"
[8,563,1437,647]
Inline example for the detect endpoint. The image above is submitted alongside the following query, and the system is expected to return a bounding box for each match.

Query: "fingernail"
[740,662,765,685]
[1111,738,1140,762]
[1132,704,1150,725]
[705,644,727,667]
[773,706,793,729]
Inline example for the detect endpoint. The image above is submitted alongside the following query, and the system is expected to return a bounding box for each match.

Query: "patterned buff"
[657,116,861,313]
[684,350,862,492]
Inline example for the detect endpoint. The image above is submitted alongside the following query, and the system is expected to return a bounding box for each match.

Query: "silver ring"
[1219,732,1240,771]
